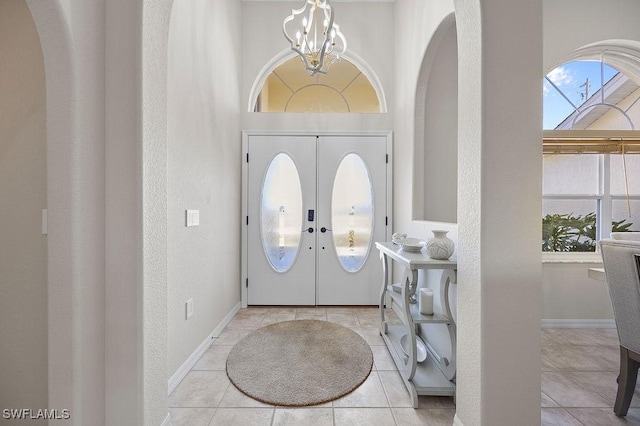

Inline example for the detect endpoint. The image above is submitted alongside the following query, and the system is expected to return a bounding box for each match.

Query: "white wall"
[27,0,108,422]
[105,0,144,423]
[0,0,48,417]
[167,0,242,377]
[14,0,638,423]
[543,262,613,320]
[393,0,459,328]
[421,21,457,224]
[393,0,455,238]
[26,0,171,422]
[543,0,640,72]
[241,1,394,132]
[457,0,543,422]
[400,0,640,326]
[396,0,543,422]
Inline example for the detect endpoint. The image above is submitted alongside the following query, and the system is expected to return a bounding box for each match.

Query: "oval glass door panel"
[331,154,374,272]
[261,153,303,272]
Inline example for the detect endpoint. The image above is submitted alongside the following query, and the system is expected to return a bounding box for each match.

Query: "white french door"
[243,133,391,306]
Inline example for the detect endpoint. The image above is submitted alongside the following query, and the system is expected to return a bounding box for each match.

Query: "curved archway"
[248,48,388,113]
[26,0,174,423]
[412,12,458,222]
[25,0,83,417]
[1,0,47,416]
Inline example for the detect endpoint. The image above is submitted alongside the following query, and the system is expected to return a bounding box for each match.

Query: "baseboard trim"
[167,302,242,395]
[453,413,463,426]
[541,319,616,329]
[161,412,171,426]
[212,302,242,337]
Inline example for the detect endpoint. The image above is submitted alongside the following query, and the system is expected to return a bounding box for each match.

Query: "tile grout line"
[269,405,276,426]
[377,369,401,425]
[563,408,587,426]
[205,408,216,426]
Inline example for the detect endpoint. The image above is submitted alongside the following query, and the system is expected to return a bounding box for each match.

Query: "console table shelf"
[376,241,457,408]
[383,325,455,395]
[386,286,452,324]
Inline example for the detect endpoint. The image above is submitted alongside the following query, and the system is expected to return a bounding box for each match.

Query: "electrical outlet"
[186,299,194,319]
[186,210,200,227]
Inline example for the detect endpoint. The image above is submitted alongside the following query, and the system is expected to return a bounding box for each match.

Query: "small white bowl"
[399,237,424,252]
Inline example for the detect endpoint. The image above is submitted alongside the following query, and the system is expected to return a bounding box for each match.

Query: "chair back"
[600,239,640,353]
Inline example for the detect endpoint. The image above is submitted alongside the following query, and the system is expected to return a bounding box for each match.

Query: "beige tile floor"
[541,328,640,425]
[168,307,640,425]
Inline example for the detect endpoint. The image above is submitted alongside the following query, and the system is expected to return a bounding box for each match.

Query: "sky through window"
[543,60,618,129]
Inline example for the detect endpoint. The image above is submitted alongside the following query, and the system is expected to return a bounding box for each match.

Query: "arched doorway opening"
[412,13,458,223]
[0,0,47,414]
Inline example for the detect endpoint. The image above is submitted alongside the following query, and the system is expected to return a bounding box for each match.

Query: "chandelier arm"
[282,2,309,45]
[282,0,345,75]
[283,2,314,72]
[314,1,335,73]
[333,24,347,53]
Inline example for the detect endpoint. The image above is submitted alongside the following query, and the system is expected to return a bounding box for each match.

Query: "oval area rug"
[226,319,373,406]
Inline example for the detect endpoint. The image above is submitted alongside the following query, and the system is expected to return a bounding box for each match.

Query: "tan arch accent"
[284,83,350,112]
[248,48,387,113]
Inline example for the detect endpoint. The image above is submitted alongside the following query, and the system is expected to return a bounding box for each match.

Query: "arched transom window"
[254,56,381,113]
[544,59,639,130]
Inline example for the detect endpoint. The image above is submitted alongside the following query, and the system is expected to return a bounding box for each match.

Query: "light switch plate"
[186,209,199,227]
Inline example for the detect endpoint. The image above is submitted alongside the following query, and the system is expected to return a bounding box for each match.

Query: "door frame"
[241,130,393,308]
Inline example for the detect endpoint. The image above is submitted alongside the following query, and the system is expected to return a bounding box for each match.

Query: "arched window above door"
[249,51,386,113]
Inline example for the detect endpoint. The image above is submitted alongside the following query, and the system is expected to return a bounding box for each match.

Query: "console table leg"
[379,251,389,324]
[400,375,420,408]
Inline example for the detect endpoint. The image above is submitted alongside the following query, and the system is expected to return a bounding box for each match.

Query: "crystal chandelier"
[282,0,347,76]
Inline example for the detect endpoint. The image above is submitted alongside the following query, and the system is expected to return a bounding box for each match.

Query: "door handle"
[320,227,332,233]
[303,227,314,233]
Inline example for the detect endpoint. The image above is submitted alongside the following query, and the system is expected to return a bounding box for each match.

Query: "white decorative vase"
[425,230,455,260]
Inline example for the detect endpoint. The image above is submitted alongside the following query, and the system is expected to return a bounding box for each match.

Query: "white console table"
[376,242,457,408]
